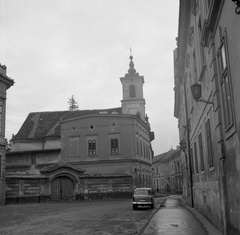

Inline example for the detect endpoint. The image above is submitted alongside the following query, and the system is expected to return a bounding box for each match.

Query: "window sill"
[110,153,120,155]
[87,154,98,157]
[209,165,215,172]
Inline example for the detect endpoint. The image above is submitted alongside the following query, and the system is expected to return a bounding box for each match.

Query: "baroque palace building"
[6,55,154,203]
[174,1,240,234]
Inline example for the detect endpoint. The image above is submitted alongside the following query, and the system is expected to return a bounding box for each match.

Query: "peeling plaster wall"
[194,181,222,230]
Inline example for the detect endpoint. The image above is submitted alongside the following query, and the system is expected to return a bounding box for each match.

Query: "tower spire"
[128,48,136,75]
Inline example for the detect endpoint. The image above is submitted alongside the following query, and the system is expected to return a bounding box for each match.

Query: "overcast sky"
[1,0,179,155]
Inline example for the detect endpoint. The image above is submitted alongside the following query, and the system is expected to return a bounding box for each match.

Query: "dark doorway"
[51,176,74,200]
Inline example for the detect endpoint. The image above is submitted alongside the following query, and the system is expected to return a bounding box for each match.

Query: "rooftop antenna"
[130,47,132,56]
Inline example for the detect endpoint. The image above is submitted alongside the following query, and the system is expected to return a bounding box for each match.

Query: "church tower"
[120,55,146,122]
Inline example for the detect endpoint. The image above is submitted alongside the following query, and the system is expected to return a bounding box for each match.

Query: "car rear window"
[135,189,151,195]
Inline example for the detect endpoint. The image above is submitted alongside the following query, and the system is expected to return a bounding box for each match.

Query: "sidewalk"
[140,195,222,235]
[184,203,222,235]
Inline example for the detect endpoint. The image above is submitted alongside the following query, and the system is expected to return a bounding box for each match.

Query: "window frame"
[205,118,213,167]
[198,17,205,69]
[0,104,3,135]
[217,31,236,138]
[129,84,136,98]
[194,142,199,174]
[190,148,194,175]
[198,132,205,171]
[110,138,119,154]
[88,139,96,156]
[0,154,2,178]
[136,138,139,155]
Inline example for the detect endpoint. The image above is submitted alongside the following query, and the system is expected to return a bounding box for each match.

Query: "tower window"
[129,85,136,98]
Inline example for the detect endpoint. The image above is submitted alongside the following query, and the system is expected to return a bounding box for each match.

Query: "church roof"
[12,107,122,141]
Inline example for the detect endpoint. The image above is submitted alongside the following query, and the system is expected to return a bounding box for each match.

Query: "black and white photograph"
[0,1,240,234]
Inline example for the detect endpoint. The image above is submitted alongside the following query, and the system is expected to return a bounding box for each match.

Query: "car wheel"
[133,204,137,210]
[150,204,154,209]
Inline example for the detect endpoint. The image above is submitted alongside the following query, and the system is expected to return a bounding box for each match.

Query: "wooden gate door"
[51,176,73,200]
[61,176,73,200]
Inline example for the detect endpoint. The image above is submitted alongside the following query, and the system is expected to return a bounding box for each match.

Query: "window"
[140,140,143,156]
[190,148,194,175]
[129,85,136,98]
[218,34,234,133]
[0,155,2,178]
[194,142,199,173]
[110,138,119,154]
[136,139,139,155]
[88,140,96,155]
[143,143,146,157]
[198,19,205,68]
[205,119,213,166]
[193,49,198,81]
[198,133,205,171]
[0,105,3,134]
[31,154,36,164]
[70,137,80,157]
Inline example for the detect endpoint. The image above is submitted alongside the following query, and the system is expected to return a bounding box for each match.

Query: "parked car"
[132,188,155,210]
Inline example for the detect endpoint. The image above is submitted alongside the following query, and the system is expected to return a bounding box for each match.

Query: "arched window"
[129,85,136,98]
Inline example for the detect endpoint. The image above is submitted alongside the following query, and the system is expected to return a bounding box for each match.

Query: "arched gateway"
[40,162,85,201]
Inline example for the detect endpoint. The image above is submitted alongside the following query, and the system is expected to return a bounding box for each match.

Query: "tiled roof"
[13,107,122,141]
[153,149,179,164]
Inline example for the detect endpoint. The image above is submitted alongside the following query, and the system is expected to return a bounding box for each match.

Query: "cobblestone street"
[0,196,223,235]
[0,199,161,235]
